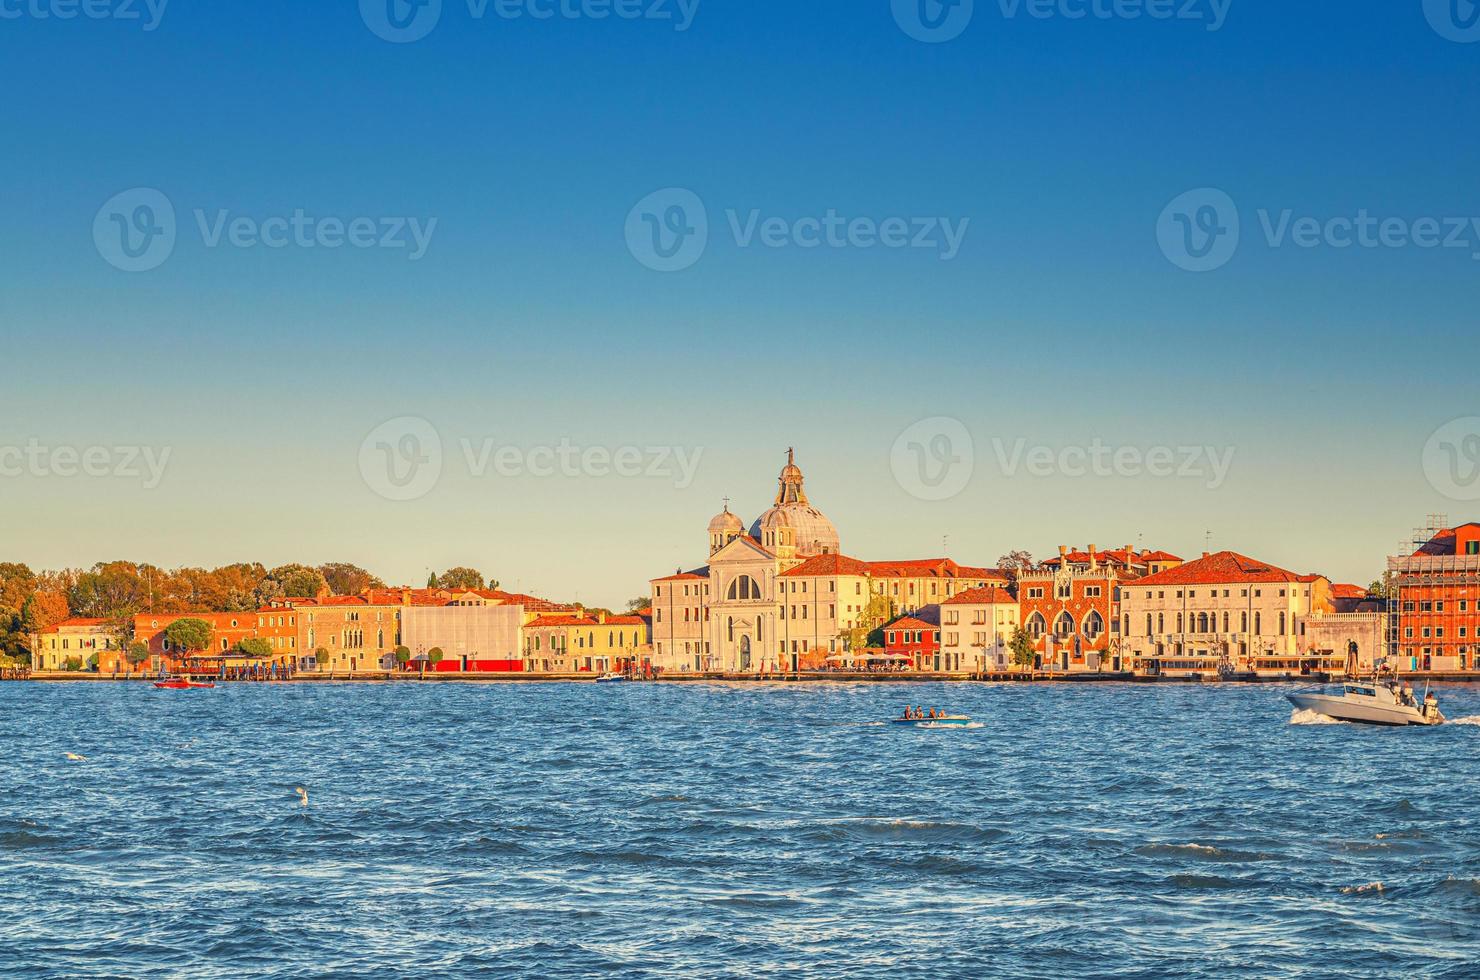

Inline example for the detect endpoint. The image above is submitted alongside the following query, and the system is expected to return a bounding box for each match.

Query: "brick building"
[1389,522,1480,671]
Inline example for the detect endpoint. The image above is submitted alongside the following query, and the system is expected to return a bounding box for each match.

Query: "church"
[648,450,1004,673]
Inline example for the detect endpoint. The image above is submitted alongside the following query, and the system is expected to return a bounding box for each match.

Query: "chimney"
[401,588,411,604]
[1058,545,1068,560]
[598,611,607,624]
[1088,544,1097,568]
[1202,551,1211,560]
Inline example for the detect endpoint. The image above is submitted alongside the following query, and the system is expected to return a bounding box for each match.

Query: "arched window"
[1082,610,1104,640]
[1254,612,1262,635]
[1145,613,1153,637]
[1197,612,1209,634]
[1176,613,1184,633]
[1279,611,1287,635]
[727,617,734,643]
[1222,612,1229,632]
[1054,612,1074,638]
[1025,612,1047,638]
[727,575,762,601]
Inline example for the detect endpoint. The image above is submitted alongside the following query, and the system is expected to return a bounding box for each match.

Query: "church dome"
[708,505,744,535]
[748,449,840,557]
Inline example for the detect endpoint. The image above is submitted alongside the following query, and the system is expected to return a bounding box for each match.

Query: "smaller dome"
[708,504,744,535]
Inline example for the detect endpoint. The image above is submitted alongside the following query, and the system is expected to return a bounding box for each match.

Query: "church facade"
[648,450,1004,673]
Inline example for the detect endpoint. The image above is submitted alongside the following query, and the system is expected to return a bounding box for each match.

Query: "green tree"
[126,641,151,670]
[427,647,445,671]
[69,561,154,619]
[394,646,411,668]
[254,564,328,605]
[164,618,213,655]
[63,655,83,672]
[85,653,99,672]
[996,550,1035,590]
[625,596,650,612]
[435,567,484,590]
[237,637,273,658]
[1008,627,1035,670]
[315,647,330,669]
[426,572,440,588]
[319,563,385,596]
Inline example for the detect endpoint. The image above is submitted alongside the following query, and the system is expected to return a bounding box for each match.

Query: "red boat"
[153,677,216,689]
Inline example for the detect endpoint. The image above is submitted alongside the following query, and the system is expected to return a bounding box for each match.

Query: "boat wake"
[915,721,984,730]
[1448,715,1480,726]
[1289,708,1346,726]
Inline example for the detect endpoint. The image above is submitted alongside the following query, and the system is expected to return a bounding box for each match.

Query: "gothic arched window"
[1025,612,1047,638]
[1054,612,1075,638]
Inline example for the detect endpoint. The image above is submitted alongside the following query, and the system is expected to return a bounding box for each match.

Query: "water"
[4,681,1480,979]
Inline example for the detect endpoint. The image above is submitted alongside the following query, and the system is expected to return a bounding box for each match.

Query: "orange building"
[1019,545,1181,672]
[1390,522,1480,671]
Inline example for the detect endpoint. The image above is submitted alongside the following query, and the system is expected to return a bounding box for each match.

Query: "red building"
[1019,545,1181,672]
[883,614,940,670]
[1391,522,1480,671]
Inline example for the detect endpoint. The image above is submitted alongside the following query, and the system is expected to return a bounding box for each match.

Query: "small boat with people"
[152,676,216,690]
[1286,677,1443,726]
[892,705,973,727]
[594,672,627,684]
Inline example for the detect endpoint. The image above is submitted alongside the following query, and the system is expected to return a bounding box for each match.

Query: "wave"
[1289,708,1346,725]
[1340,881,1385,895]
[1168,873,1243,889]
[913,721,985,730]
[1135,842,1275,863]
[1448,715,1480,726]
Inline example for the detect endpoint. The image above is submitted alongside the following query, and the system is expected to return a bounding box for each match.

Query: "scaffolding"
[1385,514,1480,665]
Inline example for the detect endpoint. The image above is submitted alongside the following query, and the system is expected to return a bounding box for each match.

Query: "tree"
[163,618,213,655]
[0,562,37,614]
[997,550,1035,590]
[315,647,330,669]
[394,646,411,669]
[20,591,69,635]
[319,563,385,596]
[126,642,151,670]
[845,591,897,651]
[1008,627,1035,671]
[625,596,650,612]
[237,637,273,659]
[427,647,445,670]
[426,572,439,588]
[256,564,328,604]
[435,567,484,590]
[69,561,154,619]
[85,653,99,672]
[63,656,83,672]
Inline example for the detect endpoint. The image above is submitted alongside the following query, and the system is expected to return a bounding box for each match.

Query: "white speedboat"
[1287,679,1444,726]
[594,672,627,683]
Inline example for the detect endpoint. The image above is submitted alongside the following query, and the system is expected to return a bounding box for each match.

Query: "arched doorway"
[739,635,752,672]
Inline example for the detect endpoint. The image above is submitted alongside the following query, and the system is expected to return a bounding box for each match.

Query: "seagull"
[295,786,309,807]
[64,753,87,761]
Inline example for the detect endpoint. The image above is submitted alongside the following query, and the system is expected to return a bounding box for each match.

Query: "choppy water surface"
[4,681,1480,979]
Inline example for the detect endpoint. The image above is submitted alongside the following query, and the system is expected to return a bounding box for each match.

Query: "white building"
[939,585,1020,672]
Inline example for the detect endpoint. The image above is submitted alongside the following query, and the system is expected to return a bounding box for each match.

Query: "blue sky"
[3,1,1479,603]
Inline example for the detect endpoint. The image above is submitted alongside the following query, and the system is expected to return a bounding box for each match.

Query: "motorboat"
[153,677,216,690]
[594,672,627,683]
[891,714,973,727]
[1286,678,1443,726]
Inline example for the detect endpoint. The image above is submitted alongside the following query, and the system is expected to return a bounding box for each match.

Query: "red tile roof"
[780,553,872,577]
[1331,583,1368,599]
[1413,523,1480,556]
[866,558,1003,579]
[1042,547,1183,568]
[885,616,937,631]
[1135,551,1309,587]
[48,617,110,629]
[652,570,707,582]
[943,585,1016,605]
